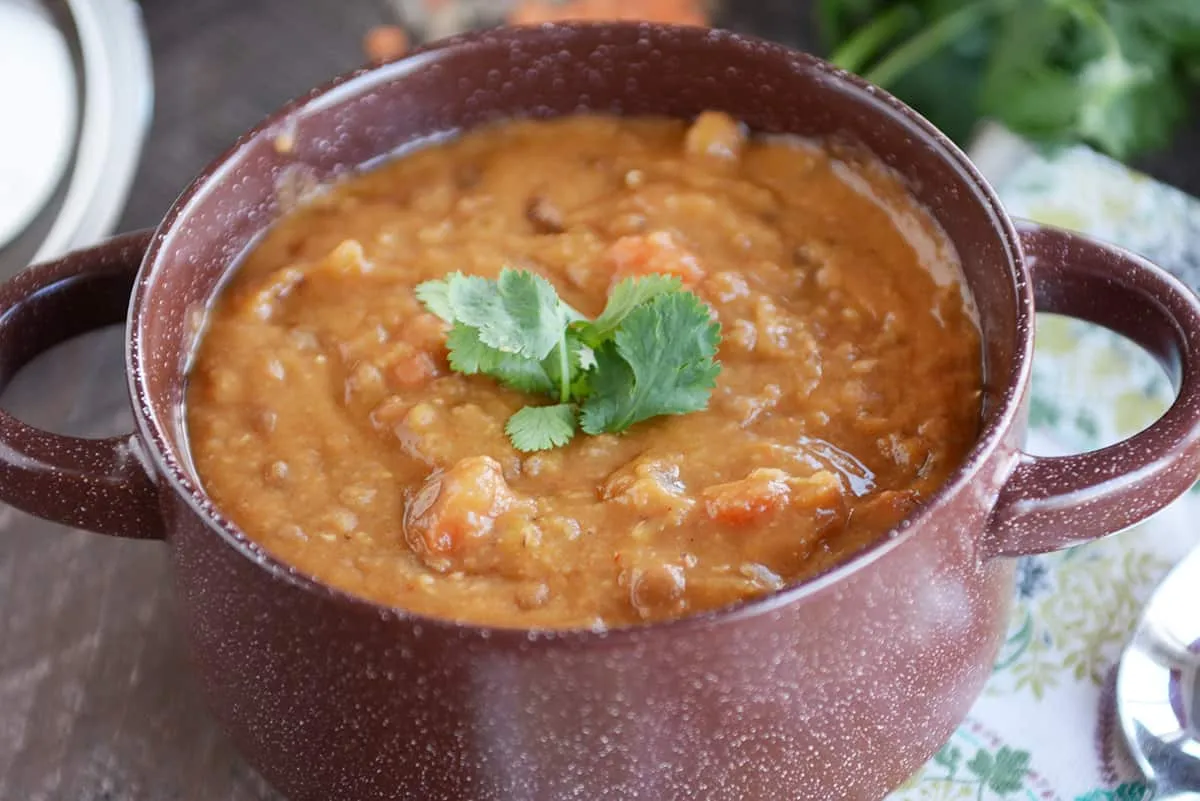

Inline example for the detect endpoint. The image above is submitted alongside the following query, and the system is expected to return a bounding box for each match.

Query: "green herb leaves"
[505,404,577,451]
[576,273,682,345]
[417,269,721,452]
[417,269,579,360]
[823,0,1200,160]
[579,292,722,435]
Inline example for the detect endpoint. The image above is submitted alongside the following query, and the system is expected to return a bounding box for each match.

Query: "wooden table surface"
[1,1,1197,798]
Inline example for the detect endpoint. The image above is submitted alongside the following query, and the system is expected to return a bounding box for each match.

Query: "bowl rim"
[128,20,1031,644]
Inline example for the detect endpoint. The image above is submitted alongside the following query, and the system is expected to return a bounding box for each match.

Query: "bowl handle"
[0,231,163,540]
[983,221,1200,558]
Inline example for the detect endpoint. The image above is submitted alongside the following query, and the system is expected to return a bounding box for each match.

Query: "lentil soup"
[186,113,982,630]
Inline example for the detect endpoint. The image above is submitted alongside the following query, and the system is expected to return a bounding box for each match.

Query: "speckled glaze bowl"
[2,23,1200,801]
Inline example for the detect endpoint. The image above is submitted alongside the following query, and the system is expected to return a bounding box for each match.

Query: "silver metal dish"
[0,0,152,276]
[1118,544,1200,798]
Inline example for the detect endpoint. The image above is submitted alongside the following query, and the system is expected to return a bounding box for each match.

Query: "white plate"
[0,0,153,274]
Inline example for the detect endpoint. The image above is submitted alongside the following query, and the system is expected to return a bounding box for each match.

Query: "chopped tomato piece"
[605,231,705,285]
[702,469,843,526]
[403,456,527,557]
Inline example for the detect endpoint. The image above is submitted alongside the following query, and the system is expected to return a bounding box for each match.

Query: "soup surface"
[187,113,982,629]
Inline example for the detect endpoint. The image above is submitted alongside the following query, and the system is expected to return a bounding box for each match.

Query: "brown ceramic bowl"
[2,23,1200,801]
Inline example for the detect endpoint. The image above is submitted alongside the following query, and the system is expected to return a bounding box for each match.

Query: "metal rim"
[128,22,1029,643]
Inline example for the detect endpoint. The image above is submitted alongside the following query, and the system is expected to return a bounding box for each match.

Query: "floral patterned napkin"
[889,125,1200,801]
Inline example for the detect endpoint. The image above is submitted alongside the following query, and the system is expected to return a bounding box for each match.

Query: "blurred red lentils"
[363,24,410,63]
[507,0,709,26]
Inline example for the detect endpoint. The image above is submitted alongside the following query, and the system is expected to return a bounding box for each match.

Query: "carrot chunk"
[403,456,527,556]
[605,231,705,284]
[702,469,843,526]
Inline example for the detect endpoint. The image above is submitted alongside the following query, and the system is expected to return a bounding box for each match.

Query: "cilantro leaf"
[490,359,555,395]
[445,324,555,394]
[1075,49,1184,159]
[414,275,458,323]
[1114,0,1200,51]
[445,323,497,374]
[447,268,569,360]
[577,274,682,347]
[417,267,722,451]
[979,0,1081,143]
[580,292,720,435]
[824,0,1200,160]
[505,404,577,452]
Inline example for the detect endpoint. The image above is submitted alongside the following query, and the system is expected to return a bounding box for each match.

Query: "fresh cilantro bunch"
[820,0,1200,160]
[416,270,721,451]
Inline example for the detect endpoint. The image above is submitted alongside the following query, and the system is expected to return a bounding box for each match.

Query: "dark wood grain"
[0,327,280,799]
[1,0,392,793]
[1,1,389,794]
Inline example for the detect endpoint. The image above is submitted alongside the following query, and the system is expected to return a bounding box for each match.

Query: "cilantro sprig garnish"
[822,0,1200,160]
[416,269,721,452]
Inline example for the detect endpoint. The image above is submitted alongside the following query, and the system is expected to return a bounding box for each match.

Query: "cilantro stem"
[862,0,1010,89]
[556,333,570,403]
[1056,0,1120,55]
[829,4,920,75]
